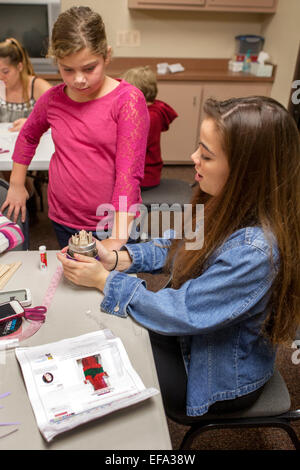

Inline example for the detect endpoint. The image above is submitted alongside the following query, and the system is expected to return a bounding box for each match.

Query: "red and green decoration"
[82,356,109,390]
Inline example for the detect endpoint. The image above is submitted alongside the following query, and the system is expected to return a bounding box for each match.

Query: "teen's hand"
[60,241,117,271]
[9,118,27,132]
[95,240,119,271]
[56,251,109,291]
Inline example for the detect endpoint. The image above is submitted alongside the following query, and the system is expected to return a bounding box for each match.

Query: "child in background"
[123,66,177,189]
[1,7,149,249]
[0,38,51,131]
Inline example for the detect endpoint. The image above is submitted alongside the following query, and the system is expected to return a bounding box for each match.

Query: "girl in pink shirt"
[1,7,149,249]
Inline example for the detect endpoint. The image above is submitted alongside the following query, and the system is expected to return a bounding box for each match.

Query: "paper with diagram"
[15,329,158,442]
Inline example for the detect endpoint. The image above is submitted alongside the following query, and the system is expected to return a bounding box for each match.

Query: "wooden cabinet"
[128,0,277,12]
[130,0,205,6]
[157,82,203,163]
[205,0,277,11]
[128,0,205,9]
[158,81,272,163]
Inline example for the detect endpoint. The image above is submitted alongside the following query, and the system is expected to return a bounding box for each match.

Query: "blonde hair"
[123,66,157,103]
[0,37,35,102]
[48,6,108,60]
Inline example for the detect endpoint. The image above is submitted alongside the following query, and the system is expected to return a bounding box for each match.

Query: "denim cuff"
[101,271,146,317]
[121,243,146,273]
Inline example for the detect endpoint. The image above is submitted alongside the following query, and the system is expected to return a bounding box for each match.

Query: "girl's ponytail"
[0,37,35,102]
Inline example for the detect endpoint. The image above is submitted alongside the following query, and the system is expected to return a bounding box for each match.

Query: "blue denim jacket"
[101,226,279,416]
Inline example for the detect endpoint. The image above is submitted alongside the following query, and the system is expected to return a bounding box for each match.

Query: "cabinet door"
[200,82,272,122]
[128,0,205,9]
[136,0,204,4]
[206,0,276,10]
[157,82,202,164]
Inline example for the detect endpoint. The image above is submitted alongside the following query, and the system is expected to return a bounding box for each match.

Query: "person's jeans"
[149,330,266,423]
[51,220,138,250]
[51,221,109,249]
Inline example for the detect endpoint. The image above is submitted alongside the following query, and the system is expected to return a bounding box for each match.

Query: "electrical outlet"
[116,30,141,47]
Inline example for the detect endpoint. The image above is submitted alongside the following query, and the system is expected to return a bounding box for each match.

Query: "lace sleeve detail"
[12,89,52,166]
[111,88,149,213]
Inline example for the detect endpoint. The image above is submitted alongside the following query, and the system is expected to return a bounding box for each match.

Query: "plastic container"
[235,35,265,56]
[39,245,47,270]
[242,50,251,73]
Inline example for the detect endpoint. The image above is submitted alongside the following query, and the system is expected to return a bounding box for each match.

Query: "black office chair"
[169,368,300,450]
[140,178,194,240]
[0,178,28,250]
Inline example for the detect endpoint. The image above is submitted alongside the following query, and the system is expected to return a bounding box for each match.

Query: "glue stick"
[39,245,47,270]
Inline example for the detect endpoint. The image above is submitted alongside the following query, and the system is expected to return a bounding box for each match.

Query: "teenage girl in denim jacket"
[57,96,300,420]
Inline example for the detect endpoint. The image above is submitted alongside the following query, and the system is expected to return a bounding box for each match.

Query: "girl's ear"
[104,46,112,66]
[17,62,24,73]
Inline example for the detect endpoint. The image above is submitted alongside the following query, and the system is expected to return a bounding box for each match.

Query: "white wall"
[61,0,300,107]
[61,0,263,58]
[262,0,300,107]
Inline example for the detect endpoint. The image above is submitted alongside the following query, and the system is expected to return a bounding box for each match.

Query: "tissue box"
[250,62,273,77]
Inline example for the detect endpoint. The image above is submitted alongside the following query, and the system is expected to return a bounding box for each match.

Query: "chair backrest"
[141,178,193,209]
[0,179,28,251]
[139,178,194,240]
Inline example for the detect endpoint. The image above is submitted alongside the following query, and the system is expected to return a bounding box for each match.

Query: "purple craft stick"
[0,422,21,426]
[0,428,18,439]
[0,392,11,400]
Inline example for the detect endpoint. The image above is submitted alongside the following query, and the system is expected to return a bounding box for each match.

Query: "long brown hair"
[48,6,108,60]
[167,96,300,345]
[0,37,34,102]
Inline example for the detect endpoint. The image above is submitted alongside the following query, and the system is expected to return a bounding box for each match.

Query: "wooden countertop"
[39,58,275,83]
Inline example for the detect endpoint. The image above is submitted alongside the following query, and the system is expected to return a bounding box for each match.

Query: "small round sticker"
[0,317,22,337]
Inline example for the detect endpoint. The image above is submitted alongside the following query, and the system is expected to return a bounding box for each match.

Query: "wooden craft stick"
[0,262,22,289]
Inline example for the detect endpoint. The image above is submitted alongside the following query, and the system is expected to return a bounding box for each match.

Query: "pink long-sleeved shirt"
[12,80,149,231]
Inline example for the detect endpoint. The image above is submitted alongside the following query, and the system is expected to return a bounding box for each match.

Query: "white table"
[0,123,54,171]
[0,251,171,450]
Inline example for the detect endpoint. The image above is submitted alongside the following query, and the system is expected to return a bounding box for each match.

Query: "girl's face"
[191,118,230,196]
[57,47,110,102]
[0,58,22,90]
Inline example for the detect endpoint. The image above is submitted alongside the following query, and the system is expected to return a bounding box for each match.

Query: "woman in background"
[0,38,51,231]
[0,37,51,131]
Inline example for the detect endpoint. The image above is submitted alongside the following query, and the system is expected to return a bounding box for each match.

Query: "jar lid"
[39,245,46,251]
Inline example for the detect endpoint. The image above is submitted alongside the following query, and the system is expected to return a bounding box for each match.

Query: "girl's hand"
[9,118,27,132]
[0,184,29,223]
[56,251,110,292]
